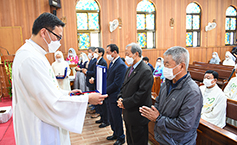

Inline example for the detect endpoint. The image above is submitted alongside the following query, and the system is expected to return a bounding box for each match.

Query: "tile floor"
[70,107,154,145]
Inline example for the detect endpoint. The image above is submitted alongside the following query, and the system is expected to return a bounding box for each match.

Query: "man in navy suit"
[82,47,98,117]
[142,56,154,72]
[89,47,109,127]
[82,47,97,91]
[106,44,127,145]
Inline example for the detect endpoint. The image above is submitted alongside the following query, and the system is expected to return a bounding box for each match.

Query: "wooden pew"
[148,98,237,145]
[151,76,161,97]
[188,62,235,89]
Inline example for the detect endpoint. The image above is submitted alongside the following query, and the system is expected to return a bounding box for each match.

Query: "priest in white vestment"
[12,12,107,145]
[200,70,227,128]
[52,51,71,91]
[224,65,237,126]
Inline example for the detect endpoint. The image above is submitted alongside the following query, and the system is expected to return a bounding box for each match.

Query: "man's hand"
[69,89,82,95]
[139,105,160,122]
[88,93,108,105]
[75,67,81,71]
[82,68,87,74]
[117,98,125,109]
[89,77,94,84]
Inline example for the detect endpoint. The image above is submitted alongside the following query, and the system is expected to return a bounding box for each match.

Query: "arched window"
[186,2,201,47]
[137,0,156,49]
[76,0,100,50]
[225,6,236,45]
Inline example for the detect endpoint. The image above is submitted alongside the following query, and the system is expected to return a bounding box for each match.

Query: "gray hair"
[164,46,190,70]
[126,43,142,57]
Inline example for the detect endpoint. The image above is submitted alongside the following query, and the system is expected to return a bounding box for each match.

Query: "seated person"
[74,52,89,92]
[153,57,165,82]
[224,66,237,126]
[200,70,227,128]
[52,51,71,91]
[209,52,220,64]
[142,56,154,72]
[223,51,235,66]
[66,48,79,64]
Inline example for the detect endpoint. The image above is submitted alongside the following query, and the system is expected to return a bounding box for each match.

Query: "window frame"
[186,3,201,47]
[136,3,156,49]
[76,4,101,50]
[225,7,237,46]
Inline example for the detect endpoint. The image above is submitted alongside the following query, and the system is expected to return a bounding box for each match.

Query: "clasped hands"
[139,105,160,122]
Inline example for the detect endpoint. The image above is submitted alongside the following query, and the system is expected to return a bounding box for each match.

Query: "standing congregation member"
[89,47,109,128]
[142,56,154,72]
[106,44,126,145]
[12,12,107,145]
[52,51,71,91]
[117,43,154,145]
[140,46,203,145]
[82,47,98,117]
[153,57,165,83]
[74,52,89,92]
[66,48,78,64]
[200,70,226,128]
[82,47,97,91]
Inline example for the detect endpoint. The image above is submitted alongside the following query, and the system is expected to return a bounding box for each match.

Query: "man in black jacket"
[89,47,109,127]
[117,43,154,145]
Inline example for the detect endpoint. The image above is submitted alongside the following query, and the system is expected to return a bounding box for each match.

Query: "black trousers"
[125,122,148,145]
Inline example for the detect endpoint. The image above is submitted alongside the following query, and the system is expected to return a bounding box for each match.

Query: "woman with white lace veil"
[74,52,89,92]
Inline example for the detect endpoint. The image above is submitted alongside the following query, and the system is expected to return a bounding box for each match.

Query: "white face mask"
[88,53,93,59]
[203,78,214,87]
[56,58,62,63]
[163,64,181,80]
[226,57,230,61]
[69,53,73,57]
[94,53,99,59]
[125,56,134,65]
[156,62,161,66]
[212,55,216,58]
[106,54,114,61]
[43,31,61,53]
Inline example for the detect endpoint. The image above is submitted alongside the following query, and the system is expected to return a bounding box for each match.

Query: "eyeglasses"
[45,28,62,41]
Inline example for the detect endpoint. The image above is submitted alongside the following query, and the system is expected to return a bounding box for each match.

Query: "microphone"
[0,46,10,55]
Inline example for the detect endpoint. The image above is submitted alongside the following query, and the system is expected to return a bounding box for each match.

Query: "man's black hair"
[97,47,105,56]
[205,70,219,79]
[142,57,149,62]
[107,44,119,54]
[32,12,65,35]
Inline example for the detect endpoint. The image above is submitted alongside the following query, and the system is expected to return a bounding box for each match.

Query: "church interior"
[1,0,237,145]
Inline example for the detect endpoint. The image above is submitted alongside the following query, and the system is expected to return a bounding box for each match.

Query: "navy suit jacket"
[94,57,107,90]
[148,63,154,72]
[107,57,127,103]
[86,58,97,89]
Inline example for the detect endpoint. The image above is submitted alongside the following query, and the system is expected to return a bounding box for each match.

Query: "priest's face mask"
[203,73,217,87]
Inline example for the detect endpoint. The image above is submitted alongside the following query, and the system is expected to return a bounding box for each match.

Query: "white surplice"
[224,77,237,126]
[200,84,227,128]
[12,39,88,145]
[52,59,71,91]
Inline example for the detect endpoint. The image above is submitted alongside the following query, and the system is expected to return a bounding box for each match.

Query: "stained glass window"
[186,2,201,47]
[76,0,100,50]
[137,0,156,49]
[225,6,237,45]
